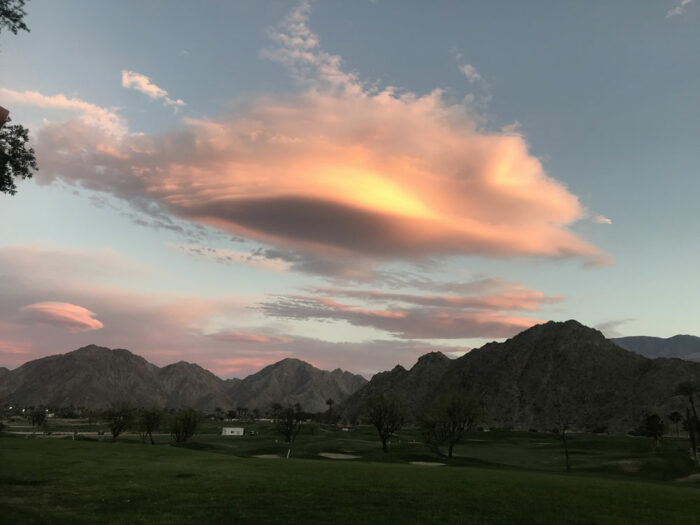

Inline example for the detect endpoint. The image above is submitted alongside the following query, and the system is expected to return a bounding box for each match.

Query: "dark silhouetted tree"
[669,411,683,438]
[676,381,700,466]
[104,403,134,441]
[28,407,46,433]
[1,3,37,195]
[170,407,199,443]
[642,414,666,450]
[136,407,162,445]
[0,0,30,35]
[1,117,38,195]
[421,390,481,459]
[364,393,403,453]
[275,403,303,458]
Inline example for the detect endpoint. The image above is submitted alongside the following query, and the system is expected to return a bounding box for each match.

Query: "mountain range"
[0,345,366,413]
[612,335,700,362]
[2,321,700,434]
[341,321,700,434]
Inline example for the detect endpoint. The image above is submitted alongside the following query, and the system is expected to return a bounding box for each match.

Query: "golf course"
[2,420,700,523]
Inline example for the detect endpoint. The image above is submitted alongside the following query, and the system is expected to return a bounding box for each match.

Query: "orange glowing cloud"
[19,302,104,332]
[30,2,609,269]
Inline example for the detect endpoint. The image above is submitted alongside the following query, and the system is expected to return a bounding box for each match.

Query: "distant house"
[221,427,244,437]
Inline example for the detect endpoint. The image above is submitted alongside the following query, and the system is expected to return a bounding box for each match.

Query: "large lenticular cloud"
[31,2,608,268]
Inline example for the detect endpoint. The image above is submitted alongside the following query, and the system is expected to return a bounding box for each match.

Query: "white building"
[221,427,244,436]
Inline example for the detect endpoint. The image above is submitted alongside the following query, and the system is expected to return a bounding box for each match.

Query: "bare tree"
[275,403,303,458]
[136,408,162,445]
[28,407,46,434]
[170,408,199,443]
[421,390,481,459]
[364,394,404,453]
[104,403,134,441]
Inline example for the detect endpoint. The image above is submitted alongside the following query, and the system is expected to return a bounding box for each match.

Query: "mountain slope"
[0,347,366,412]
[227,358,367,413]
[613,335,700,362]
[340,351,452,421]
[343,321,700,433]
[0,345,168,409]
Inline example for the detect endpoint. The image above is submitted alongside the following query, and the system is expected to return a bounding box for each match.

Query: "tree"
[170,407,199,443]
[1,117,38,195]
[136,407,162,445]
[0,0,30,36]
[642,414,666,450]
[553,401,572,473]
[669,411,683,438]
[104,403,134,440]
[28,407,46,433]
[1,3,37,195]
[421,390,481,459]
[364,393,403,453]
[676,381,700,466]
[274,403,303,458]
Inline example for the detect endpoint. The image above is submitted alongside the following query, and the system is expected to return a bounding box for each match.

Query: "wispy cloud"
[594,318,635,338]
[261,294,540,340]
[0,87,126,136]
[593,215,612,225]
[458,64,482,84]
[171,243,290,272]
[667,0,694,17]
[121,70,186,108]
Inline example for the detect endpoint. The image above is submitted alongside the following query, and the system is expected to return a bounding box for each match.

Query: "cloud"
[260,295,541,339]
[0,87,126,136]
[307,285,561,311]
[30,3,608,275]
[121,70,186,108]
[171,243,290,272]
[593,215,612,225]
[0,244,458,377]
[458,64,482,84]
[19,302,104,332]
[667,0,694,17]
[207,331,293,344]
[594,318,634,338]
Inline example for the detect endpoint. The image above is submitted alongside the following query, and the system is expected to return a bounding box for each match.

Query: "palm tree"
[668,411,683,438]
[676,381,700,467]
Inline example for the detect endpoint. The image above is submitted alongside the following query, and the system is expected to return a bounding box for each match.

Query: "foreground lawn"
[1,437,700,524]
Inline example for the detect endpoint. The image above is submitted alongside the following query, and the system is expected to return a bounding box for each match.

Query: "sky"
[1,0,699,378]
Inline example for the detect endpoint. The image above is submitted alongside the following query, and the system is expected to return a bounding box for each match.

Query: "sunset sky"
[1,0,699,377]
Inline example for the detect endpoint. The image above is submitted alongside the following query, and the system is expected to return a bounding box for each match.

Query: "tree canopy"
[0,0,30,36]
[0,118,38,195]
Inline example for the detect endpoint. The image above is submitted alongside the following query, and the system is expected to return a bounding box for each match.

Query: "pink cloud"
[309,286,561,311]
[208,331,293,344]
[121,70,186,108]
[0,87,126,136]
[19,302,104,332]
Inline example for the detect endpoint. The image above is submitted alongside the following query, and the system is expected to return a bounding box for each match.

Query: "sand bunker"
[676,473,700,483]
[319,452,360,460]
[410,461,445,467]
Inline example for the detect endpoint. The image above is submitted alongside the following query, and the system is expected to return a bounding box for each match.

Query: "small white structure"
[221,427,244,437]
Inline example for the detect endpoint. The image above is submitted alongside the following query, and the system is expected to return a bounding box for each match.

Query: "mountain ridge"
[0,346,367,413]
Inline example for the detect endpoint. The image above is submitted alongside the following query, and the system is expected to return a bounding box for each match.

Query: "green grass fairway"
[2,436,700,524]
